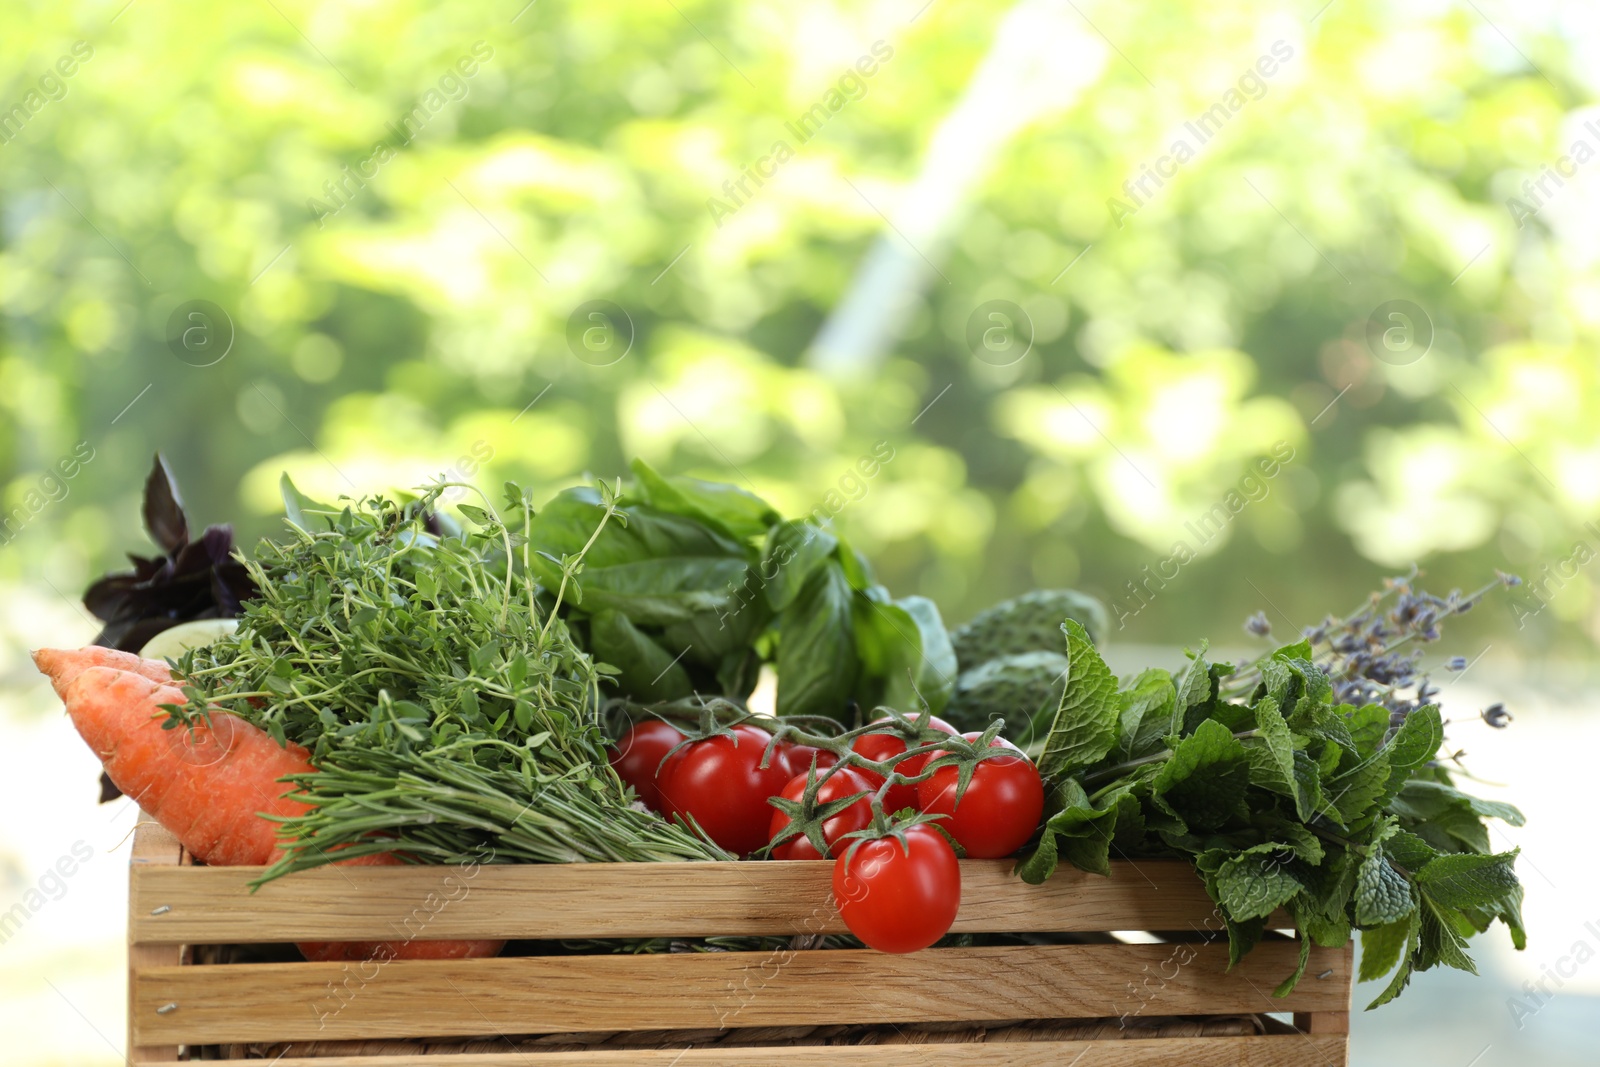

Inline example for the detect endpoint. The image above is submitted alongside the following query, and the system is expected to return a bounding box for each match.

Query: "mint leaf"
[1058,790,1142,875]
[1018,778,1141,882]
[1248,694,1318,820]
[1419,897,1477,974]
[1344,704,1390,759]
[1384,705,1443,775]
[1214,845,1302,921]
[1015,816,1062,885]
[1036,620,1119,781]
[1176,646,1215,710]
[1359,917,1413,982]
[1258,654,1294,705]
[1279,750,1328,827]
[1492,882,1528,951]
[1365,912,1421,1009]
[1383,829,1439,876]
[1273,648,1331,718]
[1015,780,1094,883]
[1327,751,1391,827]
[1415,850,1520,912]
[1304,704,1360,760]
[1254,817,1325,864]
[1226,914,1268,969]
[1274,932,1313,997]
[1356,846,1415,926]
[1116,668,1177,759]
[1272,638,1316,662]
[1390,780,1526,827]
[1152,719,1251,832]
[1292,896,1352,949]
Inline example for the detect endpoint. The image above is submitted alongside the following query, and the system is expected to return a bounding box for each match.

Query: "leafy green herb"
[1021,608,1525,1008]
[519,460,955,724]
[1030,622,1117,781]
[173,477,725,878]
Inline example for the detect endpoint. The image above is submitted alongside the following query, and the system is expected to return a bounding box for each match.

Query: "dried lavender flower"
[1482,703,1513,728]
[1229,567,1509,729]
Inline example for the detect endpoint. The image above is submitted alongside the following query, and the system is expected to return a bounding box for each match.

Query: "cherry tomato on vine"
[606,720,686,810]
[777,742,839,778]
[849,714,958,815]
[768,767,875,860]
[657,724,791,854]
[915,733,1043,859]
[832,825,961,953]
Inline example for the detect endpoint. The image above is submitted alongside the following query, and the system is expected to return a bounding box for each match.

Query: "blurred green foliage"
[1,0,1593,653]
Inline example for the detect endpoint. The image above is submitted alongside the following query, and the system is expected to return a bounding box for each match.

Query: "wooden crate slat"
[1295,947,1355,1036]
[133,1034,1348,1066]
[128,820,185,1067]
[130,858,1232,943]
[131,941,1350,1046]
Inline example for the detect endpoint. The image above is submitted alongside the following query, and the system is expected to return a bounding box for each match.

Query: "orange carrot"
[34,644,172,697]
[35,648,502,962]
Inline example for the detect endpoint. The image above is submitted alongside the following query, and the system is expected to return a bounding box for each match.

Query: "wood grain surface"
[131,856,1235,943]
[134,1035,1348,1067]
[132,940,1350,1046]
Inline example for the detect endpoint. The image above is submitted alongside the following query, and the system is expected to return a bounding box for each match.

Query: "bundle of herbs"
[1016,598,1524,1008]
[523,458,956,721]
[166,477,728,881]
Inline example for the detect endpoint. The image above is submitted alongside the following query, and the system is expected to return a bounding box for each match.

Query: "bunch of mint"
[1021,621,1523,1008]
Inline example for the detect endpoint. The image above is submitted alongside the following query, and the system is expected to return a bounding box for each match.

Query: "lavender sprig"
[1230,567,1522,728]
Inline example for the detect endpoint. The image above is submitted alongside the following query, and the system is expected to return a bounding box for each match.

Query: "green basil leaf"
[776,563,857,719]
[527,488,753,625]
[761,520,838,612]
[863,595,957,715]
[629,458,779,542]
[588,609,694,702]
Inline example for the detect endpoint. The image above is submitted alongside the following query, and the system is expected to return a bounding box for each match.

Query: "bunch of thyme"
[168,477,725,880]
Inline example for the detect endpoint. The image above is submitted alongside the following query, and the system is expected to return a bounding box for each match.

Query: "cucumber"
[950,589,1108,670]
[942,650,1071,738]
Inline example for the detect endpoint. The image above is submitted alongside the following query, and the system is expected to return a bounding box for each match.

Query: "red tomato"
[768,767,875,860]
[849,715,957,814]
[777,742,839,778]
[832,826,961,953]
[607,720,686,810]
[657,725,792,854]
[915,735,1044,859]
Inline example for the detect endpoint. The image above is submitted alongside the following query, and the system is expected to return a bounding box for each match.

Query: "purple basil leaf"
[97,772,122,803]
[211,563,256,616]
[143,454,190,554]
[83,574,141,619]
[194,524,235,566]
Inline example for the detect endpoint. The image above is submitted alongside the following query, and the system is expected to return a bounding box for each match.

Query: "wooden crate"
[127,819,1352,1066]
